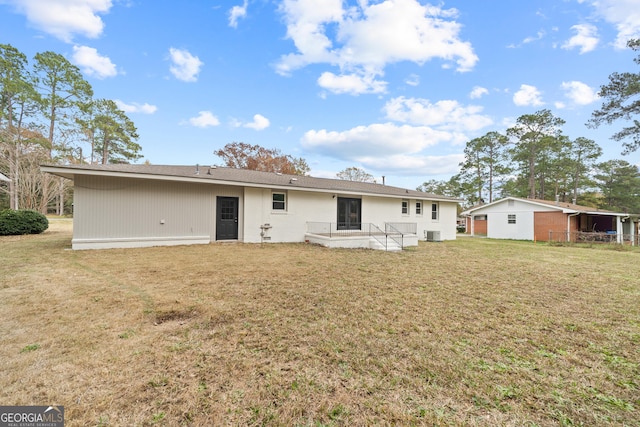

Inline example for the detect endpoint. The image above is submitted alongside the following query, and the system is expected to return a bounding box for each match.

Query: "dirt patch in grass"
[1,226,638,426]
[154,308,199,325]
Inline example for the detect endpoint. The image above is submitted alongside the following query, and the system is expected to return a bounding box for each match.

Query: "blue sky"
[1,0,639,189]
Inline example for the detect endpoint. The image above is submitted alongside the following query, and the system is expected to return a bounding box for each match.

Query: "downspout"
[567,212,580,243]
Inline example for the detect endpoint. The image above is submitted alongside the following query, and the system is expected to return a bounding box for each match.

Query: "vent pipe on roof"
[195,164,200,175]
[382,176,385,185]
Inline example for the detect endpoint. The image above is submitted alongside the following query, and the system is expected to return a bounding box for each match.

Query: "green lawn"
[1,220,638,426]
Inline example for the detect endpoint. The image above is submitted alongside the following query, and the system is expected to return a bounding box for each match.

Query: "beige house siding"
[73,175,219,249]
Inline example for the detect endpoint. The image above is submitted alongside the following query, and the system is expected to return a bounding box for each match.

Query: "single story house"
[41,164,460,250]
[461,197,639,245]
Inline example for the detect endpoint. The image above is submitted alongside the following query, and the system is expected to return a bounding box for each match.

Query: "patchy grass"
[1,220,638,426]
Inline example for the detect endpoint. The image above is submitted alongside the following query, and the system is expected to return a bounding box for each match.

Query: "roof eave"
[40,165,460,202]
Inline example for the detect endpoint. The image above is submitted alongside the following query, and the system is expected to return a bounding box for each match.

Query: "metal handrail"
[384,223,404,249]
[369,223,389,250]
[306,222,382,237]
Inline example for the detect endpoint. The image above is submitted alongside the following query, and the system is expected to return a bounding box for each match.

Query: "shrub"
[0,209,49,235]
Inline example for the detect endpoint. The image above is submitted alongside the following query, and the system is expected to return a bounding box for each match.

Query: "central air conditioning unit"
[425,230,441,242]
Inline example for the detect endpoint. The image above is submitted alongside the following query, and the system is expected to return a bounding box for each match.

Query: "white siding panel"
[244,188,336,243]
[470,199,558,215]
[363,196,458,241]
[487,211,534,240]
[242,189,459,243]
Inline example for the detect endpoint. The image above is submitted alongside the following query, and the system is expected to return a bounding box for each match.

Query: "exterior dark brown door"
[216,197,239,240]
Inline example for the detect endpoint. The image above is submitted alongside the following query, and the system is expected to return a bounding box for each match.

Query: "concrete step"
[369,237,403,251]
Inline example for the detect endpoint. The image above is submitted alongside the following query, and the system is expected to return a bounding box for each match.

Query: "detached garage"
[461,197,639,245]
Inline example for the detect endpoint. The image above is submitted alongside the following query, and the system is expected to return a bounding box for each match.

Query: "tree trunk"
[528,158,536,199]
[9,146,17,210]
[488,166,493,203]
[102,137,109,164]
[57,177,64,215]
[40,95,57,215]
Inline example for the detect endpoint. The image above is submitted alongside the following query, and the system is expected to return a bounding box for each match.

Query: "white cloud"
[585,0,640,49]
[229,0,248,28]
[513,84,544,107]
[522,29,546,44]
[469,86,488,99]
[188,111,220,128]
[405,74,420,86]
[115,100,157,114]
[383,96,493,131]
[231,114,271,130]
[277,0,478,95]
[168,48,203,82]
[301,122,465,175]
[562,24,599,54]
[507,30,545,48]
[301,123,452,159]
[72,45,117,79]
[560,81,599,105]
[300,97,493,174]
[317,72,387,95]
[244,114,270,130]
[358,153,464,175]
[3,0,112,42]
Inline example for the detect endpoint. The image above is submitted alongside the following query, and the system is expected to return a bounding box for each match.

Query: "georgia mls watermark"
[0,406,64,427]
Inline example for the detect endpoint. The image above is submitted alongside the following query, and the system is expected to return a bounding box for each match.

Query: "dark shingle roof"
[41,163,460,202]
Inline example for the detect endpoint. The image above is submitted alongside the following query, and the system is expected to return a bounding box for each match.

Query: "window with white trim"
[401,199,409,215]
[272,192,286,211]
[431,202,439,220]
[416,201,422,215]
[508,214,516,224]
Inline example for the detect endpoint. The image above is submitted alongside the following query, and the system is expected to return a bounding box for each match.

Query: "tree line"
[0,44,141,214]
[3,39,638,214]
[419,39,640,213]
